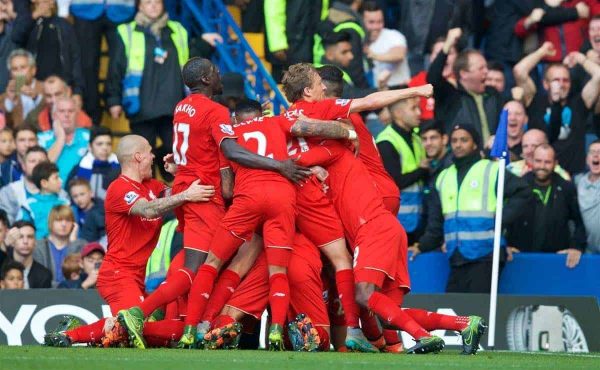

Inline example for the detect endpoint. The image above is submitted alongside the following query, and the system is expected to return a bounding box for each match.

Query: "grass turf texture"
[1,347,598,370]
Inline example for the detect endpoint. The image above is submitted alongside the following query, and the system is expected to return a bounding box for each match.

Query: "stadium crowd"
[0,0,598,354]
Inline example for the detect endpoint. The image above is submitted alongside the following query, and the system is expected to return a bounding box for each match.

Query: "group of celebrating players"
[43,57,486,355]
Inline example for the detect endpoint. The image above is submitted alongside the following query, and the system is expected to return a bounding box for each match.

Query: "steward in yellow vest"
[416,124,530,293]
[376,97,427,240]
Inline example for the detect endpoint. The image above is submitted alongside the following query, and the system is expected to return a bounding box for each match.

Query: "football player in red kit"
[179,99,359,349]
[43,135,214,347]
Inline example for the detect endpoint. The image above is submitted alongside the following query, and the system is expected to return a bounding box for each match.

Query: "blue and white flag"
[490,109,509,163]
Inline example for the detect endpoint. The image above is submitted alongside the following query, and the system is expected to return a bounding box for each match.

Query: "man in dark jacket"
[428,28,505,144]
[507,144,586,268]
[5,220,52,288]
[415,124,530,293]
[11,1,84,102]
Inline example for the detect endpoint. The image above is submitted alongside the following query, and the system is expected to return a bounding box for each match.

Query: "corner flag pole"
[487,156,505,349]
[487,108,509,349]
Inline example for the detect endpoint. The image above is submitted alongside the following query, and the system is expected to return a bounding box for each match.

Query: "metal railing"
[181,0,289,114]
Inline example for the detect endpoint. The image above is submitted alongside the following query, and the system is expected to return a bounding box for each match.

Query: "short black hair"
[323,31,352,48]
[25,145,47,158]
[234,99,262,118]
[487,60,504,73]
[12,220,35,231]
[316,65,344,97]
[1,261,25,280]
[90,126,112,144]
[0,209,9,228]
[182,57,215,89]
[31,161,59,189]
[360,0,382,13]
[420,120,445,136]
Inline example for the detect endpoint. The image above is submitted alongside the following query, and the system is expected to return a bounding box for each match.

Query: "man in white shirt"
[362,2,410,87]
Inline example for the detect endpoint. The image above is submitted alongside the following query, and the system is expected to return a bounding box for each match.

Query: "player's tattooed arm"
[220,167,234,201]
[130,180,215,219]
[221,138,311,183]
[290,116,353,139]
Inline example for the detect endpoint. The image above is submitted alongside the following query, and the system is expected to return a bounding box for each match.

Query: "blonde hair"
[48,204,75,231]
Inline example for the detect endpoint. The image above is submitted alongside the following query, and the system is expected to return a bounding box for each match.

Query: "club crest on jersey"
[220,124,235,135]
[335,99,350,107]
[124,191,139,205]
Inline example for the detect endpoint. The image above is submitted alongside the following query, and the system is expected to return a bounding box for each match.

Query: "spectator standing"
[0,49,43,127]
[419,119,452,184]
[106,0,188,181]
[25,75,92,132]
[66,126,119,200]
[38,96,90,184]
[317,0,370,89]
[11,0,84,103]
[0,260,24,289]
[376,97,428,242]
[416,124,530,293]
[0,123,37,187]
[506,145,586,268]
[575,140,600,254]
[264,0,327,82]
[513,42,600,174]
[486,101,528,161]
[21,161,69,238]
[427,28,505,143]
[398,0,472,74]
[0,0,16,93]
[362,1,410,87]
[485,61,506,94]
[69,0,135,123]
[33,204,85,286]
[4,220,51,288]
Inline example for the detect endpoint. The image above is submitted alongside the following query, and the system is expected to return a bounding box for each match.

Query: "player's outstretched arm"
[130,180,215,219]
[348,84,433,113]
[221,138,311,183]
[290,116,355,139]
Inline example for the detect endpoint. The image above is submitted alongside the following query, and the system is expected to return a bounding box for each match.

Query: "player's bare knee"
[184,249,207,271]
[268,265,287,276]
[355,283,375,308]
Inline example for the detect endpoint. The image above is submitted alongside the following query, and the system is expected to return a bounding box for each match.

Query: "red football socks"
[367,292,430,340]
[268,273,290,327]
[403,308,470,332]
[202,269,241,322]
[184,264,218,326]
[143,320,185,347]
[315,326,330,351]
[383,329,400,345]
[66,318,107,344]
[335,269,360,328]
[359,308,381,340]
[139,267,196,317]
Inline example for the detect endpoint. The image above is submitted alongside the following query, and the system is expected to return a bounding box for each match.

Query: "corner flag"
[490,109,509,162]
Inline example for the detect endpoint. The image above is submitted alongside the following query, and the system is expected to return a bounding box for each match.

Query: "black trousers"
[130,115,174,181]
[446,260,504,294]
[73,15,120,124]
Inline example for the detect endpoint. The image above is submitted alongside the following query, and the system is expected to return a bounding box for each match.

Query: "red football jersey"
[216,115,293,189]
[172,94,234,205]
[285,98,353,155]
[101,175,166,279]
[350,113,399,199]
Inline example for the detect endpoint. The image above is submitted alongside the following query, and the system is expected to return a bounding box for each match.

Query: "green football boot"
[117,307,146,349]
[405,335,445,354]
[268,324,285,351]
[177,325,198,349]
[43,316,82,347]
[460,316,487,355]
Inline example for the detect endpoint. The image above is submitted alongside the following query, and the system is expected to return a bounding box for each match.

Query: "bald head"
[522,129,548,162]
[116,135,149,166]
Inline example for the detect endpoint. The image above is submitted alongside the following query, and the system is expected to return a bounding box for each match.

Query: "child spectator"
[68,178,105,244]
[33,204,84,286]
[0,127,15,163]
[66,126,119,200]
[21,161,69,238]
[0,124,37,187]
[0,260,24,289]
[58,242,104,289]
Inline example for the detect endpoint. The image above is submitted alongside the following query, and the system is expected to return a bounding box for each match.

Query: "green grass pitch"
[0,347,598,370]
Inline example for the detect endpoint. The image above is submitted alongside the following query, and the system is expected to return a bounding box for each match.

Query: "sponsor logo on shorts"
[220,124,235,135]
[124,191,139,205]
[201,293,210,299]
[273,293,286,297]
